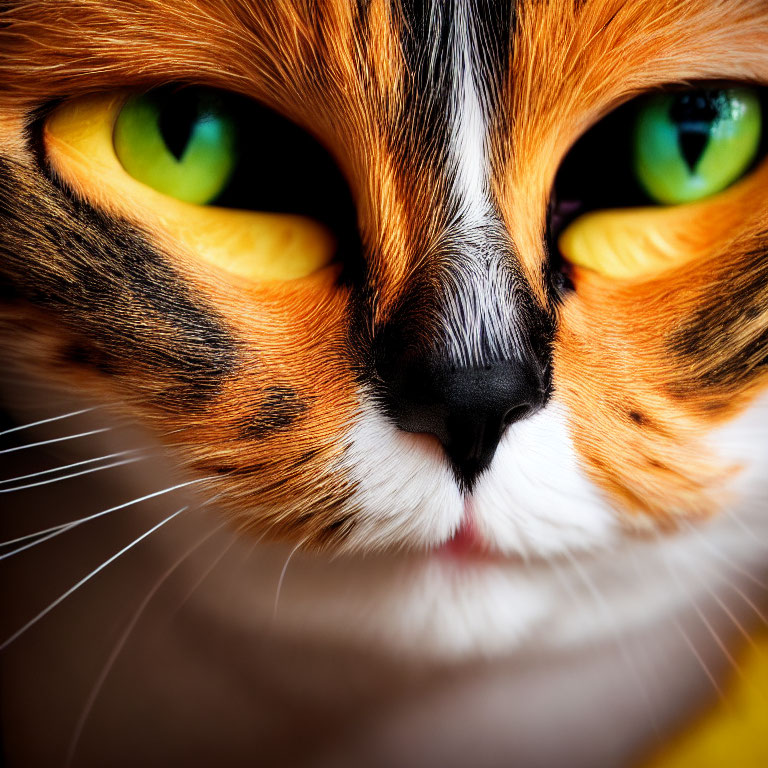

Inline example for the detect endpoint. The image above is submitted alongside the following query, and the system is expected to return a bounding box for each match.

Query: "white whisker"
[168,491,239,611]
[0,456,145,493]
[175,534,239,611]
[273,540,305,621]
[0,406,103,438]
[682,520,768,590]
[0,477,213,557]
[669,615,725,700]
[688,565,762,654]
[719,576,768,626]
[0,427,112,455]
[65,517,228,767]
[679,583,742,683]
[0,448,145,485]
[657,539,730,702]
[0,505,188,652]
[722,508,768,549]
[560,548,659,726]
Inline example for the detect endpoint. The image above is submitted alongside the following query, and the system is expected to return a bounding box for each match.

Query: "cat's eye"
[44,87,359,282]
[114,90,238,205]
[553,85,766,280]
[634,88,762,205]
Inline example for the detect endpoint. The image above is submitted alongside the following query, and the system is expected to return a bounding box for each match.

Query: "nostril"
[503,403,531,426]
[382,357,548,488]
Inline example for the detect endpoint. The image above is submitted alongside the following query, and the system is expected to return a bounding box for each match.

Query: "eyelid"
[557,166,762,280]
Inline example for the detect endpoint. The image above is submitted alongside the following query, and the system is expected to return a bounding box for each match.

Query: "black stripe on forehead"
[0,156,237,403]
[393,1,515,155]
[348,2,534,363]
[396,0,455,163]
[461,0,516,107]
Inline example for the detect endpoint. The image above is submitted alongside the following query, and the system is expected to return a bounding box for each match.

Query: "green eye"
[633,88,762,205]
[113,89,238,205]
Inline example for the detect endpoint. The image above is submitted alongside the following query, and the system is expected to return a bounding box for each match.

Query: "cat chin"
[221,548,562,660]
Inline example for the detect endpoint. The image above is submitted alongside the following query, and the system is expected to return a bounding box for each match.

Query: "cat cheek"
[553,300,737,524]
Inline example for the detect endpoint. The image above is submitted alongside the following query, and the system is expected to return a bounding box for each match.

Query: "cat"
[1,0,768,766]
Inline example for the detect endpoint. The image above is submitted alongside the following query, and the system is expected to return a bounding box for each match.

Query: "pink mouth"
[436,501,491,560]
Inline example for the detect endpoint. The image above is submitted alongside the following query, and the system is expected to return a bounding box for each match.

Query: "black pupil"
[150,86,361,278]
[158,90,204,161]
[669,91,723,172]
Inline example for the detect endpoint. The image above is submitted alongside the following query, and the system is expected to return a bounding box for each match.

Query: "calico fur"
[0,0,767,541]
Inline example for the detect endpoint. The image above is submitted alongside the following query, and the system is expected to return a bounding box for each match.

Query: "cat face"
[1,0,767,578]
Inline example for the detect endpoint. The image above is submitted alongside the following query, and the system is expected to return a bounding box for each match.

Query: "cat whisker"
[0,405,104,437]
[0,455,147,494]
[273,538,307,622]
[169,491,244,612]
[680,519,768,591]
[625,546,668,735]
[0,426,113,455]
[0,477,214,559]
[712,571,768,627]
[653,532,731,703]
[721,507,768,549]
[548,550,664,741]
[680,559,763,656]
[0,447,147,486]
[560,547,659,719]
[670,612,727,701]
[0,505,189,652]
[665,556,745,690]
[65,507,231,766]
[174,532,239,612]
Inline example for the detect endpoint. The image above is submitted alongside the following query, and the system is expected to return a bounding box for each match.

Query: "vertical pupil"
[158,91,201,161]
[669,92,723,173]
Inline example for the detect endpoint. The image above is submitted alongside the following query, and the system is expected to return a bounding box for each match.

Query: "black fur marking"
[397,1,454,166]
[626,409,669,435]
[317,514,356,544]
[209,464,237,475]
[61,342,121,376]
[295,448,321,466]
[0,156,238,405]
[243,385,308,439]
[667,241,768,395]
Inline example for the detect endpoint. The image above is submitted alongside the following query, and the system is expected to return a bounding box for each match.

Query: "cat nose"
[387,359,545,488]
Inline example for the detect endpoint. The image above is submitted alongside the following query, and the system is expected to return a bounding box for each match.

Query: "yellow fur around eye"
[557,175,759,280]
[44,94,336,281]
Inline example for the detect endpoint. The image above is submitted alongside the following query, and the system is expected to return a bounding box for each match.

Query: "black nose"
[386,358,546,488]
